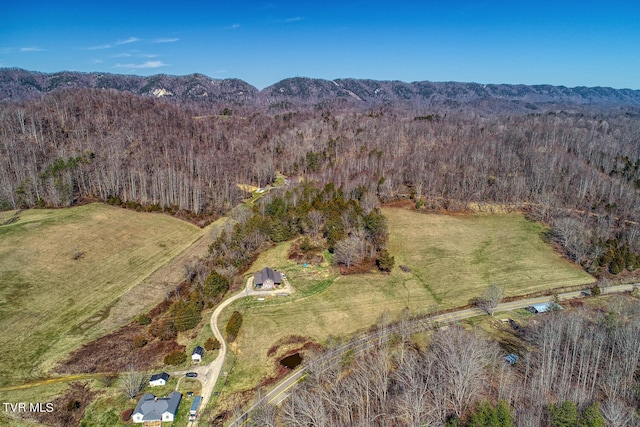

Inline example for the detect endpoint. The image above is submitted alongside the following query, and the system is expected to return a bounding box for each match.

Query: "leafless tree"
[333,235,364,269]
[119,365,147,399]
[429,326,498,417]
[601,398,638,427]
[478,283,504,316]
[247,403,278,427]
[307,210,325,238]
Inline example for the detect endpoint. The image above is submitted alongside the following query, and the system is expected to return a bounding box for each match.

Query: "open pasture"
[0,203,203,386]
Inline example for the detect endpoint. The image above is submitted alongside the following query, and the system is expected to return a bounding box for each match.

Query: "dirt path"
[0,374,104,392]
[196,277,293,423]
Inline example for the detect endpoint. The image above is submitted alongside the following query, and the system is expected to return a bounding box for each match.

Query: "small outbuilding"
[504,354,519,365]
[149,372,169,387]
[253,267,282,290]
[527,302,563,314]
[192,346,204,363]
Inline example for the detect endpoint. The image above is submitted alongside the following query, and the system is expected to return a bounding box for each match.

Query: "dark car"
[186,372,198,378]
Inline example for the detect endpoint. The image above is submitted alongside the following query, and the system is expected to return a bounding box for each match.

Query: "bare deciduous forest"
[250,298,640,427]
[1,87,639,271]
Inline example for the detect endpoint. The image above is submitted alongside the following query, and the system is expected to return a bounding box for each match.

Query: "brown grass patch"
[27,382,95,427]
[55,322,184,374]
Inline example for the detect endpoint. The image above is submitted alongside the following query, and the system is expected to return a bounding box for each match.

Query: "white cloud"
[116,37,140,45]
[112,52,159,59]
[86,37,140,50]
[224,24,241,29]
[0,47,44,54]
[86,44,112,50]
[93,59,104,64]
[115,60,168,69]
[153,37,180,43]
[270,16,304,24]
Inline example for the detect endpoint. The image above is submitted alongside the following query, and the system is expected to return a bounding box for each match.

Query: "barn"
[253,267,282,290]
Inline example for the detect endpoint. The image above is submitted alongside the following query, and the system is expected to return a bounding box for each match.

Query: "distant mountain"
[0,68,259,104]
[2,68,640,112]
[262,77,640,111]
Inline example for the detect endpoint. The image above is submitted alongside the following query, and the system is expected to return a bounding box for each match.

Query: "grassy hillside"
[0,204,203,386]
[383,207,594,303]
[218,207,594,400]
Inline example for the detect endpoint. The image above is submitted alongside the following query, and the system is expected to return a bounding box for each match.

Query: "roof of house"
[133,392,182,421]
[149,372,169,382]
[253,267,282,285]
[528,302,563,313]
[190,396,202,412]
[192,346,204,356]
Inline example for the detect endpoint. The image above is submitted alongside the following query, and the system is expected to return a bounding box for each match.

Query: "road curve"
[197,291,246,414]
[196,277,294,424]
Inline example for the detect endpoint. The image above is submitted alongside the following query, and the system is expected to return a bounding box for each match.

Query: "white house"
[192,346,204,362]
[132,391,182,424]
[149,372,169,387]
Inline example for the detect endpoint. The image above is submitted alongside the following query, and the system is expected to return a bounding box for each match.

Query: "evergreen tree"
[550,401,579,427]
[226,311,244,342]
[376,249,395,272]
[204,270,230,300]
[496,400,513,427]
[467,401,498,427]
[579,403,605,427]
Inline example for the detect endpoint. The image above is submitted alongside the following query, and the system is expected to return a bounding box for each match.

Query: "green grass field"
[217,207,594,400]
[0,204,203,386]
[383,208,594,302]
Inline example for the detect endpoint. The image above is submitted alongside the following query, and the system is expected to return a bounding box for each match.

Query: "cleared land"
[0,204,203,386]
[217,207,594,399]
[383,207,594,302]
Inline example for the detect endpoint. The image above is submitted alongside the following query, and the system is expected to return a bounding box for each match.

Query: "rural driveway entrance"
[196,276,293,422]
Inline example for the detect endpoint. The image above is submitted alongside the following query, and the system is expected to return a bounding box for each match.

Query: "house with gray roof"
[253,267,282,290]
[132,391,182,424]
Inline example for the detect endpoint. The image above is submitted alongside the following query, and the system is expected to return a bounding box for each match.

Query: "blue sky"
[1,1,639,89]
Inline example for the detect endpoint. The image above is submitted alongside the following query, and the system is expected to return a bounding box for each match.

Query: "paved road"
[227,282,639,426]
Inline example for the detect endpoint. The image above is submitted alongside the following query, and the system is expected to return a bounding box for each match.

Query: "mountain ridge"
[2,68,640,111]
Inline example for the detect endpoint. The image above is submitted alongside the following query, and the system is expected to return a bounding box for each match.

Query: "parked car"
[186,372,198,378]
